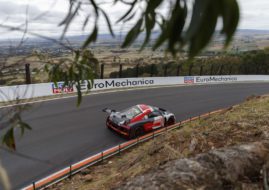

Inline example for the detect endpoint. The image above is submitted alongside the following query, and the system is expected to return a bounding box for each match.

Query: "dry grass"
[49,95,269,190]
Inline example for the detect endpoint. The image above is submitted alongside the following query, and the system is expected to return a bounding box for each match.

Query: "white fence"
[1,75,269,102]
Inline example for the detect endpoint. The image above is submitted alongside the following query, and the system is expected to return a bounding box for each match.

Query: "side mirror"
[102,108,108,112]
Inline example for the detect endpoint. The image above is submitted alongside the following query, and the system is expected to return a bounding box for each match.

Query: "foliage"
[43,0,240,103]
[1,104,32,150]
[0,161,10,190]
[44,50,99,106]
[62,0,239,58]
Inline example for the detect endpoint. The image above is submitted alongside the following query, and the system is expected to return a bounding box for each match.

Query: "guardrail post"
[164,64,168,77]
[256,66,260,74]
[25,63,31,84]
[136,64,139,77]
[69,165,72,179]
[210,65,214,75]
[176,65,181,76]
[219,65,224,75]
[119,64,123,78]
[229,66,233,75]
[118,144,121,155]
[199,65,203,76]
[33,182,36,190]
[150,64,155,77]
[100,64,104,79]
[188,64,193,76]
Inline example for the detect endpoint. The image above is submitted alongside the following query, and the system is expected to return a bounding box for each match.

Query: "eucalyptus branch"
[0,161,10,190]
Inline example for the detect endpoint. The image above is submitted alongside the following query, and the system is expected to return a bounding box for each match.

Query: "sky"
[0,0,268,40]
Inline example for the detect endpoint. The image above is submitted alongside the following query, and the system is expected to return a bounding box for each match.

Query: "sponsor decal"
[195,76,238,83]
[184,76,195,84]
[93,79,154,89]
[52,82,74,94]
[52,81,89,94]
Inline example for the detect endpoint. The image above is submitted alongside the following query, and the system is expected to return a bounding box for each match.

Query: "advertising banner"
[0,75,269,102]
[92,77,184,90]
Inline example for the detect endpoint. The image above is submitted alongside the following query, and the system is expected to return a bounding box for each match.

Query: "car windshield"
[149,106,158,111]
[121,106,142,119]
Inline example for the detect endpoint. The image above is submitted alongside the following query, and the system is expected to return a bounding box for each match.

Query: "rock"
[189,137,198,152]
[84,174,93,182]
[108,161,113,164]
[208,141,214,147]
[80,168,91,175]
[117,141,269,190]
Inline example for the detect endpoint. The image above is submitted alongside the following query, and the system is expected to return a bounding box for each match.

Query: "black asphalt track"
[1,83,269,189]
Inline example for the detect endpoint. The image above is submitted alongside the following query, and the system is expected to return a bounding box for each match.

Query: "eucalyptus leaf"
[220,0,240,47]
[82,26,98,49]
[2,128,16,150]
[121,18,143,48]
[116,0,137,23]
[100,9,115,37]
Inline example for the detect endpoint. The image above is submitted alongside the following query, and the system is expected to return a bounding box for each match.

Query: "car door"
[143,111,164,131]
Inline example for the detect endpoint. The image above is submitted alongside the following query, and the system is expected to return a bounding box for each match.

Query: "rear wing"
[159,108,167,112]
[102,108,116,114]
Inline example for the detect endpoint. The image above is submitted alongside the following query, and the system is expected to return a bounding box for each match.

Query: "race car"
[103,104,176,139]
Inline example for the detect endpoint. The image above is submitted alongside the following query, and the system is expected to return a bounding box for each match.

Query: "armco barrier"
[22,107,227,190]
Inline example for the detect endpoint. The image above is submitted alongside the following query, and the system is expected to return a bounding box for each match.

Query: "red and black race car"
[103,104,176,138]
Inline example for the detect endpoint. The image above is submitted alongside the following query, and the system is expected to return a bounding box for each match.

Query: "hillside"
[48,94,269,190]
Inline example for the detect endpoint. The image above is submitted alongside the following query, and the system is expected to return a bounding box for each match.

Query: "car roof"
[137,104,154,113]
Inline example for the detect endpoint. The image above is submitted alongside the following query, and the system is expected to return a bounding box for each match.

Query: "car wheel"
[130,127,144,139]
[166,117,175,127]
[106,117,111,129]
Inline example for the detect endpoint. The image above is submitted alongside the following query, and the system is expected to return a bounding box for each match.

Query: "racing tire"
[130,127,144,139]
[165,117,175,127]
[106,117,111,129]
